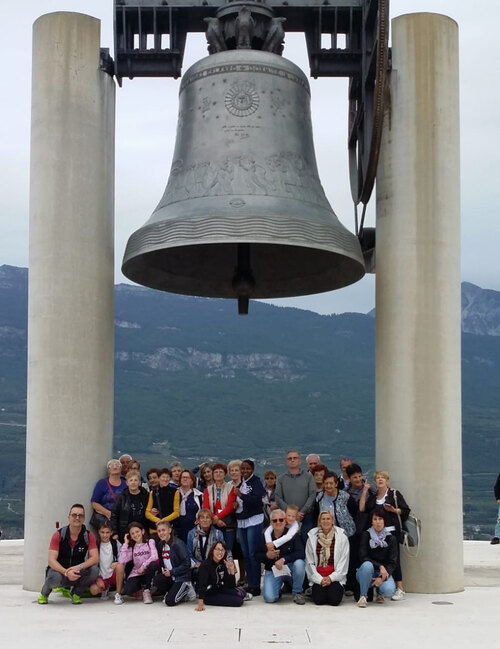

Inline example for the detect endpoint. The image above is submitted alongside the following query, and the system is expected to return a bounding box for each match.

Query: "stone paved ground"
[1,540,498,647]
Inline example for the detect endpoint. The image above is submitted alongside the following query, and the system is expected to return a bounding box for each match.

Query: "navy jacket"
[155,535,191,583]
[255,530,305,570]
[235,474,265,520]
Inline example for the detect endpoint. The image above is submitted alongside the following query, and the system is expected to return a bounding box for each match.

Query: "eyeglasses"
[70,513,84,519]
[287,456,299,461]
[272,518,285,523]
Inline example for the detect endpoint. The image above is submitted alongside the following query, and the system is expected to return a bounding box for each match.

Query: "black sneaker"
[491,537,500,545]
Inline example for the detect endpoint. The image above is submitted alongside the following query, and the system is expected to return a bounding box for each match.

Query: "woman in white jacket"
[305,511,350,606]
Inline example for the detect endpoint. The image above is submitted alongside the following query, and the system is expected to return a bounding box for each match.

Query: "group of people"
[38,451,412,610]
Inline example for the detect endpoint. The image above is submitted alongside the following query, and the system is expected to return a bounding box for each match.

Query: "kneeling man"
[256,508,306,604]
[38,503,99,605]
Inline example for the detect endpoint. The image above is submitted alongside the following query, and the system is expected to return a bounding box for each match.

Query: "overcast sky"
[1,1,498,314]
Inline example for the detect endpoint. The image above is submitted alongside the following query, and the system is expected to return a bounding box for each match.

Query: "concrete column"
[375,14,462,592]
[24,13,115,591]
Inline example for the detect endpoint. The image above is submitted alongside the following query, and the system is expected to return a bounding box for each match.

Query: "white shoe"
[243,591,253,601]
[391,588,405,601]
[185,583,197,602]
[114,593,124,605]
[357,595,367,608]
[143,589,153,604]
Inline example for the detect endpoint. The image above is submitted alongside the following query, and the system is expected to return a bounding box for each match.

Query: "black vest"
[158,485,178,519]
[56,525,89,569]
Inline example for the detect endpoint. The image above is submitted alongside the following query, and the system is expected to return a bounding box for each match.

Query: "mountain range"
[0,264,499,539]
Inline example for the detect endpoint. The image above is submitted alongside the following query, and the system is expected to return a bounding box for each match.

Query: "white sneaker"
[243,591,253,601]
[357,595,367,608]
[100,588,109,601]
[391,588,405,601]
[143,588,153,604]
[185,583,197,602]
[114,593,124,605]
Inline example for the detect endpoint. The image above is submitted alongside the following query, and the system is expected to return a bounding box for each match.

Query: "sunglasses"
[272,518,285,523]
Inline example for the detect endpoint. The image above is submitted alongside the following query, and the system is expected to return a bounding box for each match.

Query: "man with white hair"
[306,454,321,472]
[119,454,132,477]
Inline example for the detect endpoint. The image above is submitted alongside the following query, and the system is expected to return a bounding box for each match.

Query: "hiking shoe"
[37,594,48,605]
[70,593,82,605]
[491,537,500,545]
[376,594,385,604]
[114,593,124,605]
[101,588,109,600]
[143,588,153,604]
[357,595,367,608]
[293,593,306,605]
[185,583,197,602]
[391,588,405,601]
[243,591,253,601]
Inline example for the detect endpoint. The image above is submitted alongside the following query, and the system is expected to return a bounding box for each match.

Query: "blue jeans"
[356,561,396,598]
[238,522,263,589]
[495,504,500,538]
[262,559,306,603]
[222,528,236,554]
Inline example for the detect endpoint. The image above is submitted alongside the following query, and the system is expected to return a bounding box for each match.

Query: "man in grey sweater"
[275,450,316,543]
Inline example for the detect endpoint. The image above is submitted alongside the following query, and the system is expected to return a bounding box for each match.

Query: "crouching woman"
[195,541,248,611]
[153,520,195,606]
[356,508,397,607]
[305,511,350,606]
[114,522,158,605]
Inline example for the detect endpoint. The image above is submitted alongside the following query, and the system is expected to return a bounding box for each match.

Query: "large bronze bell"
[122,48,365,312]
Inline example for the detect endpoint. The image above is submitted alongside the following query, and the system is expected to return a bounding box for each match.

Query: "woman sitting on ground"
[356,508,397,607]
[153,520,196,606]
[111,470,149,543]
[203,462,237,552]
[145,467,180,536]
[305,510,350,606]
[196,541,249,611]
[359,470,410,601]
[177,470,203,543]
[114,521,158,605]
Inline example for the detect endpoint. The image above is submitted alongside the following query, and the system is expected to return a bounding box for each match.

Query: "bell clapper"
[232,243,255,315]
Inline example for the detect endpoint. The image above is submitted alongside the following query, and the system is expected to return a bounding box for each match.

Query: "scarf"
[368,526,389,548]
[179,488,192,516]
[317,527,335,567]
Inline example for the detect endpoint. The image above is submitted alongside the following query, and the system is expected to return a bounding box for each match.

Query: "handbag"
[394,490,421,557]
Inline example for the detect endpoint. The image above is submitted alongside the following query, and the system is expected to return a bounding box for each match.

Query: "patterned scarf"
[317,527,335,567]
